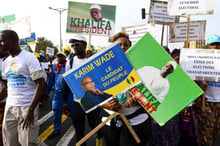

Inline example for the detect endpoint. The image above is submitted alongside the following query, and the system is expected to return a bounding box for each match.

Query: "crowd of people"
[0,29,220,146]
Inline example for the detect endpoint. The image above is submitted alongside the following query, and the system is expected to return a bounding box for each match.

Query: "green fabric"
[30,70,45,81]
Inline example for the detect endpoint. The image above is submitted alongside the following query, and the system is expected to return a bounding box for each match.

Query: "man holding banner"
[64,35,101,146]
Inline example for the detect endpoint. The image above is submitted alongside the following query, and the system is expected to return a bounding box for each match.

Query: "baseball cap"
[56,51,66,57]
[63,45,71,52]
[69,35,87,44]
[90,4,102,10]
[207,34,220,44]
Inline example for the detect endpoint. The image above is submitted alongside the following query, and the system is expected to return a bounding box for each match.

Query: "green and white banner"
[66,1,116,36]
[126,33,203,126]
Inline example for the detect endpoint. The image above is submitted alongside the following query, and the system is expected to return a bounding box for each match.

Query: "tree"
[35,37,58,56]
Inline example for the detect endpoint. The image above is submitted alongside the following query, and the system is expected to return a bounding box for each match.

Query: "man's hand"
[100,98,122,111]
[125,95,138,107]
[18,109,34,130]
[92,89,103,95]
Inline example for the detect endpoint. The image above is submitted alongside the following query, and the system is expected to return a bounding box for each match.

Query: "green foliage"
[35,37,58,55]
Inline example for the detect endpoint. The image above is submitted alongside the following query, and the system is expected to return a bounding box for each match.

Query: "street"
[38,93,98,146]
[38,93,220,146]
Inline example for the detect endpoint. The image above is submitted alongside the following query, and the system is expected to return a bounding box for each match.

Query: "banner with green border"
[126,33,203,126]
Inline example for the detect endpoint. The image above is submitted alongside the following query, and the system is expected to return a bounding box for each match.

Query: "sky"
[0,0,220,51]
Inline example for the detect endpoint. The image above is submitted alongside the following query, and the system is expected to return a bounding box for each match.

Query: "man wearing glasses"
[80,76,112,112]
[64,35,100,146]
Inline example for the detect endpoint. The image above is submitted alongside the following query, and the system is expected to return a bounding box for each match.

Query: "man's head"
[207,34,220,49]
[63,45,71,56]
[81,77,95,92]
[86,49,93,58]
[90,4,102,21]
[69,35,87,58]
[113,32,131,52]
[56,51,66,64]
[161,61,177,78]
[0,30,20,56]
[171,49,180,64]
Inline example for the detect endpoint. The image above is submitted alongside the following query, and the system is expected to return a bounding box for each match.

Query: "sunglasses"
[71,42,84,48]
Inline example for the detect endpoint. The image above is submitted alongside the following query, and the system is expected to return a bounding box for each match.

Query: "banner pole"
[161,24,165,46]
[76,112,118,146]
[184,15,191,48]
[118,110,141,144]
[88,34,92,50]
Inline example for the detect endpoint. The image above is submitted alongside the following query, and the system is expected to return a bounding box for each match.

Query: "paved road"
[38,93,220,146]
[38,93,98,146]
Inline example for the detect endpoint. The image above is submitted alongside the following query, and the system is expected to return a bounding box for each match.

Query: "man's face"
[64,50,70,56]
[81,77,95,92]
[90,8,102,21]
[161,63,174,76]
[57,55,66,64]
[117,37,131,52]
[0,32,10,55]
[71,41,86,56]
[207,43,220,49]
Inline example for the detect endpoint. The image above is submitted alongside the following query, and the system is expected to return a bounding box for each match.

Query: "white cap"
[167,61,177,70]
[69,35,87,44]
[90,4,102,10]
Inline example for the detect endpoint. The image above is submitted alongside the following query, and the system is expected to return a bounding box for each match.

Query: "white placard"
[122,23,155,46]
[8,16,31,39]
[46,47,54,56]
[169,20,206,43]
[180,48,220,81]
[148,0,179,25]
[168,0,214,16]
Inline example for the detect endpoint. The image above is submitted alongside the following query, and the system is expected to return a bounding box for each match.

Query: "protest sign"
[180,48,220,82]
[0,14,16,23]
[169,20,206,43]
[126,33,203,126]
[7,16,31,39]
[66,1,116,36]
[168,0,215,16]
[148,0,179,25]
[63,43,141,113]
[0,14,16,32]
[20,32,36,45]
[122,23,155,46]
[46,47,54,56]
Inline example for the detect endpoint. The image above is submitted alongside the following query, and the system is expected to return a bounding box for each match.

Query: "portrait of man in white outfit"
[137,61,177,103]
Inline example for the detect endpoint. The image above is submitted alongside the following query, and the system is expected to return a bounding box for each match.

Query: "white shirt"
[65,56,87,102]
[206,81,220,102]
[137,66,170,103]
[2,50,43,106]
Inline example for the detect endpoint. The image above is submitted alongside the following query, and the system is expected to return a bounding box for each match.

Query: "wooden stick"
[76,112,118,146]
[184,15,191,48]
[161,24,165,46]
[118,110,141,144]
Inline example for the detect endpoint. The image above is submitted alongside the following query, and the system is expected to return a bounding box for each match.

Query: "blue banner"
[63,43,140,112]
